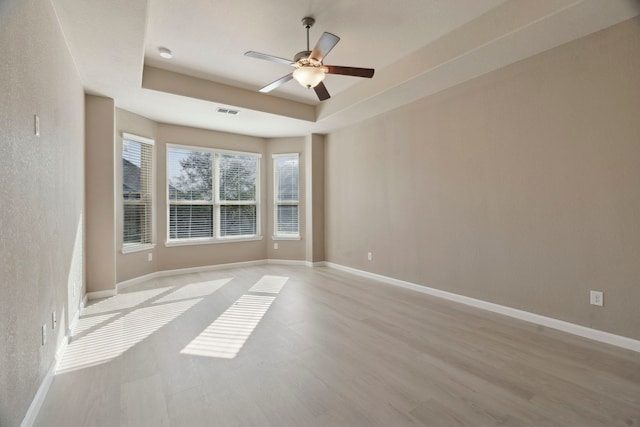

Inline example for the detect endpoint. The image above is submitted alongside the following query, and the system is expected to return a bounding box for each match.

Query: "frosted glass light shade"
[293,66,325,89]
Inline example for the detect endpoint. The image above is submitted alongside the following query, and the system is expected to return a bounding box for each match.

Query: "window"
[167,145,260,243]
[122,133,154,252]
[273,154,299,239]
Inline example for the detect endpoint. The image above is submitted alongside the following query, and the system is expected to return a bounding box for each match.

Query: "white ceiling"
[51,0,640,138]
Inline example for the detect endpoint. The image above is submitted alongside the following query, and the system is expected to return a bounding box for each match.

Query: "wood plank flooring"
[34,265,640,426]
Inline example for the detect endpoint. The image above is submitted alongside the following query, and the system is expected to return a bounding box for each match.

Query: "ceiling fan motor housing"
[294,50,312,63]
[301,17,315,29]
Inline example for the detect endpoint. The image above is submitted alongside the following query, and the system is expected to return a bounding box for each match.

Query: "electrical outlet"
[147,253,153,262]
[274,243,278,250]
[367,252,372,261]
[42,324,47,346]
[52,311,57,329]
[590,290,603,306]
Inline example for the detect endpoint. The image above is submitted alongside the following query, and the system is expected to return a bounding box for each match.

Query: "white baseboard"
[116,259,324,292]
[266,259,308,266]
[55,337,69,370]
[116,259,266,293]
[20,360,55,427]
[308,261,327,267]
[67,302,82,338]
[99,259,328,298]
[21,329,73,427]
[324,262,640,353]
[86,289,116,301]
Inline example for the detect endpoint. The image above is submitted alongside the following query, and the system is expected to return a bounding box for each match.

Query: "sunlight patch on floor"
[72,312,120,336]
[248,275,288,294]
[155,278,232,304]
[180,275,288,359]
[58,299,201,374]
[82,287,174,316]
[180,295,275,359]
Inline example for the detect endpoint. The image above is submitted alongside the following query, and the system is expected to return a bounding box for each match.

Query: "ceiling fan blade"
[325,66,375,78]
[259,73,294,93]
[245,51,295,66]
[314,81,331,101]
[310,32,340,62]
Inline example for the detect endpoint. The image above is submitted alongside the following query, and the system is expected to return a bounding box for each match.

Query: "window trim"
[121,132,155,254]
[122,243,155,254]
[166,143,262,246]
[272,153,300,240]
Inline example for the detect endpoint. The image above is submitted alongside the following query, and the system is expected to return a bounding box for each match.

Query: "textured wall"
[324,17,640,340]
[0,0,85,425]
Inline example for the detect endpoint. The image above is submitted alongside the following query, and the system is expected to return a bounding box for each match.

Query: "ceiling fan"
[245,17,375,101]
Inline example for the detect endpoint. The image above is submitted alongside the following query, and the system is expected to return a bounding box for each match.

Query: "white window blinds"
[218,154,258,237]
[122,134,154,250]
[168,148,213,239]
[273,154,299,238]
[167,146,260,242]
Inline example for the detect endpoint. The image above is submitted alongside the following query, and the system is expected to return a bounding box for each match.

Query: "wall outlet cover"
[590,290,604,306]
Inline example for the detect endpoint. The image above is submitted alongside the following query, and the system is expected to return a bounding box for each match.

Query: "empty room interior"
[2,0,640,426]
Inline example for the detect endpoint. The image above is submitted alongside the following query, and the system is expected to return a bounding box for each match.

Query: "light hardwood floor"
[35,265,640,426]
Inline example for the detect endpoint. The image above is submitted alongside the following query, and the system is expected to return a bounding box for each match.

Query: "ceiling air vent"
[217,108,239,115]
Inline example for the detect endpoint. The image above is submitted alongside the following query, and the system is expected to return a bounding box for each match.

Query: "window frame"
[165,143,262,246]
[121,132,155,254]
[272,153,300,240]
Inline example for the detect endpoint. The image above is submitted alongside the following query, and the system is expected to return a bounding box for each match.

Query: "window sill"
[165,235,263,247]
[272,235,301,241]
[121,243,155,254]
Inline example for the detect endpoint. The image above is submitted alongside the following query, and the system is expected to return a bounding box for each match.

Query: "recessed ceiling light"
[159,47,173,59]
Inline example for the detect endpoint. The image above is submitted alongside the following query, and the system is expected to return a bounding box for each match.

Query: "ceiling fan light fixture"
[293,65,325,89]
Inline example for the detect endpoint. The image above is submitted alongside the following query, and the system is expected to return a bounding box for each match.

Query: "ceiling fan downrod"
[301,17,315,52]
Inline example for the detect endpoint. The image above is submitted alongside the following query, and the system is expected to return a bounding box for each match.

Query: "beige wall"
[324,17,640,340]
[0,0,85,425]
[306,134,325,263]
[85,96,116,293]
[266,137,307,261]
